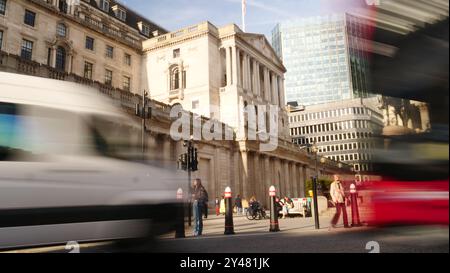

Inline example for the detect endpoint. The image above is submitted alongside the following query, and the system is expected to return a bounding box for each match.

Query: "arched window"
[56,23,67,37]
[55,46,66,71]
[170,66,180,90]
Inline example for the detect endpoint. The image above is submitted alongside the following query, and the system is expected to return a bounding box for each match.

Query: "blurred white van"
[0,72,184,251]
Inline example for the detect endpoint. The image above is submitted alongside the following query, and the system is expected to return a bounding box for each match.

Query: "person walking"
[219,195,226,215]
[191,178,208,236]
[329,174,350,229]
[235,195,243,215]
[215,197,220,216]
[281,196,294,219]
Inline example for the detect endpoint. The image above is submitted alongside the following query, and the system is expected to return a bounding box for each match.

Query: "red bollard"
[350,184,362,227]
[224,187,235,235]
[175,188,186,238]
[269,186,280,232]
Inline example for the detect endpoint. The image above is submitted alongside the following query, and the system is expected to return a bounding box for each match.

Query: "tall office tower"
[272,13,372,106]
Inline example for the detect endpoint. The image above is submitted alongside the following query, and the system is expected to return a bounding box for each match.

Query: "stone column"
[247,56,252,92]
[51,46,57,68]
[241,150,250,199]
[255,62,261,97]
[232,46,239,87]
[225,47,232,86]
[284,160,290,197]
[242,54,248,90]
[67,53,73,74]
[264,68,270,102]
[253,152,261,199]
[252,60,258,96]
[272,74,279,105]
[291,163,298,197]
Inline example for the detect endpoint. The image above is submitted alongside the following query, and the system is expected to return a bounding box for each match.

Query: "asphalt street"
[4,214,448,253]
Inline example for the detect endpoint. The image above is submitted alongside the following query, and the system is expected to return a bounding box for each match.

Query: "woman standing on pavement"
[215,197,220,216]
[192,178,208,236]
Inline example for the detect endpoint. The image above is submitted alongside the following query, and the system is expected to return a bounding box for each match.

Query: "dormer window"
[100,0,110,12]
[142,24,150,36]
[138,21,151,37]
[112,6,126,21]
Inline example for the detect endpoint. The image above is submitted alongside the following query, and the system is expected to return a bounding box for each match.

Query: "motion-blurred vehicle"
[0,72,183,250]
[365,8,449,227]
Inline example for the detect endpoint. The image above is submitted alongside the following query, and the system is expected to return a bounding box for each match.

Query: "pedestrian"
[203,199,209,219]
[242,198,249,214]
[219,195,226,215]
[282,196,294,219]
[329,174,350,229]
[274,196,283,217]
[215,197,220,216]
[235,195,243,215]
[191,178,208,236]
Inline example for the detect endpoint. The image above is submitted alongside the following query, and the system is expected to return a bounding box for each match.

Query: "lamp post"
[311,142,320,230]
[180,135,198,227]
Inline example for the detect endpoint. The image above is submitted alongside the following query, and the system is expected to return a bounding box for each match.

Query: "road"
[4,214,448,253]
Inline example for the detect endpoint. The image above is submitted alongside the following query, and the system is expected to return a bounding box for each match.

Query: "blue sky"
[120,0,369,39]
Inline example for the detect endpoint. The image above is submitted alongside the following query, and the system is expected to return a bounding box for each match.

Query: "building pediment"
[238,33,285,71]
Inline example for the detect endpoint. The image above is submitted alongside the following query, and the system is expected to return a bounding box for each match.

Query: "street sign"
[269,186,276,197]
[224,187,232,198]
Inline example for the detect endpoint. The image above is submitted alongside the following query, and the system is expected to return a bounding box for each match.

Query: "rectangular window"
[173,48,180,58]
[85,36,94,51]
[116,8,126,21]
[106,45,114,58]
[100,0,110,12]
[84,61,93,79]
[20,39,33,60]
[24,10,36,27]
[0,0,6,16]
[123,76,130,91]
[142,24,150,36]
[105,69,113,85]
[124,53,131,66]
[0,30,3,50]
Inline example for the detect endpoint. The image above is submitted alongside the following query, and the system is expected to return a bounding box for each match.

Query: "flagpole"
[242,0,246,32]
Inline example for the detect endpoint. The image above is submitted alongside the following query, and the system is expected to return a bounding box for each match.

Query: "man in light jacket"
[330,174,350,229]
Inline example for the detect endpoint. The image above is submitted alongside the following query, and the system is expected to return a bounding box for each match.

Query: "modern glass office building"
[272,13,372,106]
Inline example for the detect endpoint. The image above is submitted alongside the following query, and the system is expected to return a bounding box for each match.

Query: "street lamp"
[180,135,198,227]
[311,142,320,230]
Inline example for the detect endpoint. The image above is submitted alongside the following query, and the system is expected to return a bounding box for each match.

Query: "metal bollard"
[269,186,280,232]
[224,187,235,235]
[175,188,186,238]
[350,184,362,227]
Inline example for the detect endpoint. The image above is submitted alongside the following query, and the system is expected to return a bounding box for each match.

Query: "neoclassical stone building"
[141,22,352,204]
[143,22,290,141]
[1,1,353,207]
[0,0,166,93]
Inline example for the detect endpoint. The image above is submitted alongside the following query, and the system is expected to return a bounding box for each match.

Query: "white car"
[0,72,184,251]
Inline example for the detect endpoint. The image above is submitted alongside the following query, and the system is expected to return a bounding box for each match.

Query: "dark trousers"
[331,202,349,227]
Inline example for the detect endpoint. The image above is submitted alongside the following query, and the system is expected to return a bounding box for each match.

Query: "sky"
[119,0,370,40]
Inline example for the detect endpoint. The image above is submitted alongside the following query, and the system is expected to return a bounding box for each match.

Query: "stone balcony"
[143,22,218,50]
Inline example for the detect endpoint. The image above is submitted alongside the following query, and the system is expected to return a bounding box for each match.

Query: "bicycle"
[246,204,267,220]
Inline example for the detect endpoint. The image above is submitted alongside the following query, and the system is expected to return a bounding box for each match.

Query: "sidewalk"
[161,213,355,240]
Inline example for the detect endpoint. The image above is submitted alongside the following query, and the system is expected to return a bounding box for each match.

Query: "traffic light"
[178,153,187,171]
[191,148,198,172]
